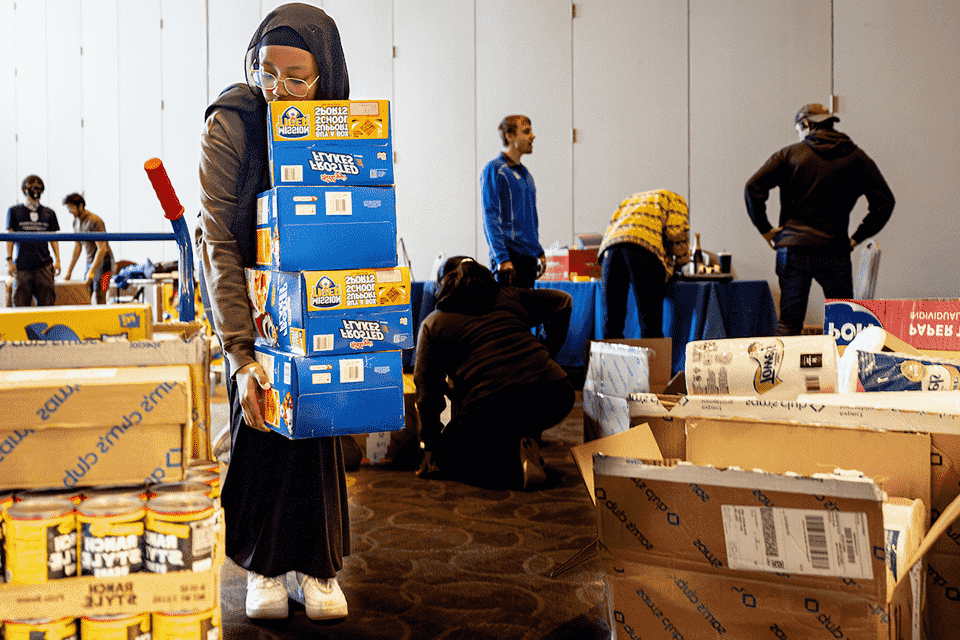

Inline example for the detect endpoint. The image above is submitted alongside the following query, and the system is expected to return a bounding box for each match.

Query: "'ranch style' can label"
[80,613,151,640]
[145,492,215,573]
[152,607,220,640]
[78,494,145,577]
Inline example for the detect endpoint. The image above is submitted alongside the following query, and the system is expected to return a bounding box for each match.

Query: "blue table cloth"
[405,279,777,373]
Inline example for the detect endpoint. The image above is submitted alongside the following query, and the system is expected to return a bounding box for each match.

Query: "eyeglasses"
[251,69,319,98]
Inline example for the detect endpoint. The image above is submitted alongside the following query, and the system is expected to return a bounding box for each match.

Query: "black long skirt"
[220,374,350,579]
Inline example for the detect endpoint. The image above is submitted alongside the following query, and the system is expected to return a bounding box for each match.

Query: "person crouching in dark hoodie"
[413,256,575,490]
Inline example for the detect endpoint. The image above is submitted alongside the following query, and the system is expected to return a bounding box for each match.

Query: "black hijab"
[244,2,349,101]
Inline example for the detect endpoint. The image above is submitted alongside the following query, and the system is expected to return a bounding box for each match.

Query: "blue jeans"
[776,247,852,335]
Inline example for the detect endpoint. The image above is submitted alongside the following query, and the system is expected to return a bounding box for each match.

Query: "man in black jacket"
[745,103,895,335]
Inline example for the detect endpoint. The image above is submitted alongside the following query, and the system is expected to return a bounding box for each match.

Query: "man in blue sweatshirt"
[481,115,545,288]
[745,103,895,335]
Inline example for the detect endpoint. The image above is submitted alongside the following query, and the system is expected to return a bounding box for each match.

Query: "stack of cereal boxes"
[247,99,411,439]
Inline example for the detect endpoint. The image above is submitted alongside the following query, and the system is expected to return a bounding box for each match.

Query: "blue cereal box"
[255,185,398,271]
[267,99,393,186]
[254,345,404,438]
[246,265,413,357]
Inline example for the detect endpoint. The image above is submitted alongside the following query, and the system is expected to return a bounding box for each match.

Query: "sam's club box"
[254,344,404,438]
[246,266,413,357]
[267,99,393,187]
[255,185,398,271]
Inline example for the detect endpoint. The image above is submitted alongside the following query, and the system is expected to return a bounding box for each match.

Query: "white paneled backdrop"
[4,1,960,325]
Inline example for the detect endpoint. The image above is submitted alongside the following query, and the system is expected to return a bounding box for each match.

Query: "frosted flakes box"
[255,185,398,271]
[254,345,404,438]
[267,99,393,187]
[246,265,413,357]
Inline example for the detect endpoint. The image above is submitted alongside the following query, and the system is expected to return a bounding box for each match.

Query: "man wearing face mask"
[6,175,61,307]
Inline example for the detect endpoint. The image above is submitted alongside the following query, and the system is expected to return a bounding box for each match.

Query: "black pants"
[492,250,539,289]
[434,376,575,490]
[601,244,666,339]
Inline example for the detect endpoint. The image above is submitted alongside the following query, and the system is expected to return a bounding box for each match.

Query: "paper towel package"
[581,341,651,440]
[685,335,838,399]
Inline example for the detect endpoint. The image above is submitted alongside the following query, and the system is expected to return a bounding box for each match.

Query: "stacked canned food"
[0,463,222,639]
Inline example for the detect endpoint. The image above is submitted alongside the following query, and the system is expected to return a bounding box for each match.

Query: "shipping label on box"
[0,365,190,490]
[267,99,393,186]
[247,266,413,357]
[254,345,404,438]
[592,455,904,640]
[826,298,960,351]
[255,185,398,271]
[0,304,153,342]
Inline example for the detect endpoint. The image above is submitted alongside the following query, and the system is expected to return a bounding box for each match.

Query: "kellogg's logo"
[748,339,783,394]
[311,276,341,308]
[276,106,309,138]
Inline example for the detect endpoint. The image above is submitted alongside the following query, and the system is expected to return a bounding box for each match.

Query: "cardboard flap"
[903,491,960,589]
[570,423,663,504]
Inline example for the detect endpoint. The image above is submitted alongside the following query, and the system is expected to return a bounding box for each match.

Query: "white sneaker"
[293,572,349,620]
[245,571,289,619]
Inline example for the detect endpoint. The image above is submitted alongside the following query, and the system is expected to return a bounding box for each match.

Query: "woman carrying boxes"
[195,3,351,621]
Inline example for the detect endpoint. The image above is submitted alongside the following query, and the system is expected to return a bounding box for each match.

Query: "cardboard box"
[0,365,191,490]
[541,248,600,281]
[247,266,413,357]
[0,303,153,341]
[54,280,91,305]
[0,331,212,460]
[582,338,675,442]
[254,345,404,438]
[351,373,420,466]
[255,185,398,271]
[573,421,958,640]
[826,299,960,357]
[267,99,393,187]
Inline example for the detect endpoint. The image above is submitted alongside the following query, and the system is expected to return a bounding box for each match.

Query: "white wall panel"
[1,0,19,209]
[690,0,830,323]
[46,0,84,216]
[80,0,122,258]
[476,0,573,262]
[14,0,49,203]
[572,0,688,237]
[394,0,475,280]
[115,1,163,265]
[323,0,393,101]
[207,0,261,104]
[836,1,960,301]
[160,0,207,262]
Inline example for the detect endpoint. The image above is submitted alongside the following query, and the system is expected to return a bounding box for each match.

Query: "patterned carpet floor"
[217,394,612,640]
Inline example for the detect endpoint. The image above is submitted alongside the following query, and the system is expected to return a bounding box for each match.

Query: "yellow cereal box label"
[271,100,390,142]
[304,267,410,312]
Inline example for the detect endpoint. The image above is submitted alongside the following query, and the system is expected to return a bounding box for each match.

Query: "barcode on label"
[761,507,779,558]
[844,527,856,563]
[281,165,303,182]
[805,375,821,392]
[313,334,334,352]
[325,191,352,216]
[805,514,830,570]
[340,359,363,383]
